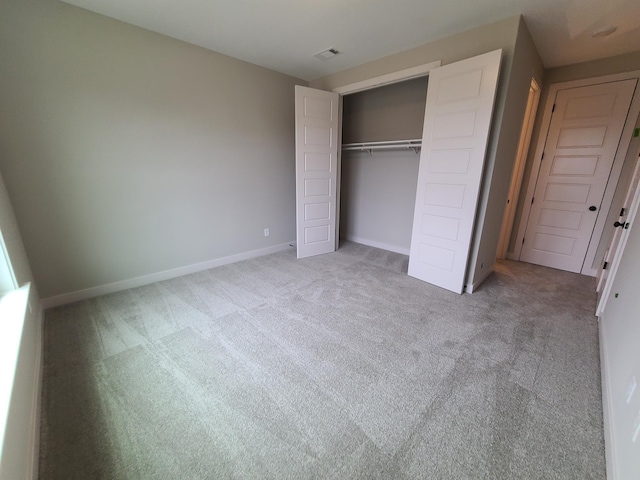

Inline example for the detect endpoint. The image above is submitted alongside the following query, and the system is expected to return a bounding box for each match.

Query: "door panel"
[295,86,340,259]
[521,79,637,272]
[408,49,502,293]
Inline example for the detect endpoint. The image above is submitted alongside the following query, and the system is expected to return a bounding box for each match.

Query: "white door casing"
[596,154,640,293]
[295,86,340,259]
[596,155,640,315]
[520,79,637,273]
[499,80,541,260]
[408,49,502,294]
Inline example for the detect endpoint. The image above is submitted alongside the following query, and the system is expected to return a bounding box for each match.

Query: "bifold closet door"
[408,49,502,293]
[294,86,340,259]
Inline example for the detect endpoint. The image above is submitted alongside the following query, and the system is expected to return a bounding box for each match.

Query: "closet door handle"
[614,221,625,228]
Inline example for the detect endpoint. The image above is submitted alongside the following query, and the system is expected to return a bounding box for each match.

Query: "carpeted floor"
[39,242,605,479]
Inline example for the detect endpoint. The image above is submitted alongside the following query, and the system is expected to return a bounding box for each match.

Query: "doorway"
[497,79,540,260]
[515,75,640,274]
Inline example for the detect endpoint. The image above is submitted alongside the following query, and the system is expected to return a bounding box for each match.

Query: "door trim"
[514,71,640,275]
[596,153,640,316]
[499,78,541,260]
[332,61,441,95]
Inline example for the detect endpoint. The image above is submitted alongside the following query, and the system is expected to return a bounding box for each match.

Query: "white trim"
[597,151,640,317]
[335,95,344,252]
[515,71,640,275]
[332,61,441,95]
[505,252,519,261]
[498,78,540,259]
[343,235,409,255]
[465,266,494,293]
[582,82,640,274]
[599,319,617,480]
[41,242,295,309]
[583,267,597,278]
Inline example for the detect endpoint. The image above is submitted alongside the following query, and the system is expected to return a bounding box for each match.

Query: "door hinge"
[620,207,626,217]
[603,261,609,270]
[531,197,535,204]
[552,104,556,113]
[522,237,525,244]
[541,152,544,160]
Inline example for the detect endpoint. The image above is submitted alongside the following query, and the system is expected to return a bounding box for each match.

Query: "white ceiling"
[60,0,640,81]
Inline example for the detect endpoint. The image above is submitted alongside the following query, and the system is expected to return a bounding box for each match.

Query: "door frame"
[332,61,441,96]
[324,60,442,250]
[499,78,541,260]
[596,154,640,316]
[513,71,640,276]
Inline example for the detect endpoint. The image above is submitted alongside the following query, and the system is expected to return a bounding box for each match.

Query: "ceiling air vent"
[314,48,339,60]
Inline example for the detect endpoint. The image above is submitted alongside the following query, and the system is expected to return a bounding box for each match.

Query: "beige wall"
[0,0,305,299]
[341,77,427,144]
[340,151,420,252]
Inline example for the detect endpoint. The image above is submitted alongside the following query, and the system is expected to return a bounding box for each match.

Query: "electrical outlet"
[264,228,270,237]
[627,376,637,404]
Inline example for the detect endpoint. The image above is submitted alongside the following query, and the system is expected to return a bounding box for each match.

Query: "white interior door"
[596,155,640,314]
[520,79,637,273]
[295,86,339,259]
[408,49,502,294]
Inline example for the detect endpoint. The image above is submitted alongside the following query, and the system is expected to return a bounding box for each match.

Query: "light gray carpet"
[39,242,605,479]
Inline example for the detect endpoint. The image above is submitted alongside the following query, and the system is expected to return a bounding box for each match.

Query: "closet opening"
[339,76,428,255]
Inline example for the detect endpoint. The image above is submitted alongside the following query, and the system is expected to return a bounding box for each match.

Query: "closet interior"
[339,76,428,254]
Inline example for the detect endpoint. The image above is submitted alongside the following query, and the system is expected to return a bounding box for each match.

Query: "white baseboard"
[41,242,295,309]
[343,235,410,255]
[465,265,494,293]
[503,254,599,278]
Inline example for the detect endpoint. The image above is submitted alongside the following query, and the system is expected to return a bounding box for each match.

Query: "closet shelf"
[341,139,422,155]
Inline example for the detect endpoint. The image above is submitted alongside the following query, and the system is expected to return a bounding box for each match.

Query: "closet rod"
[341,139,422,154]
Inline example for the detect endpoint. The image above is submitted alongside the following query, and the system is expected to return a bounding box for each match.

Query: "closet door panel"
[408,49,502,293]
[295,86,340,258]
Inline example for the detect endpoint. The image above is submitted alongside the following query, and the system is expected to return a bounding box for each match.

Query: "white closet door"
[295,86,339,259]
[408,49,502,293]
